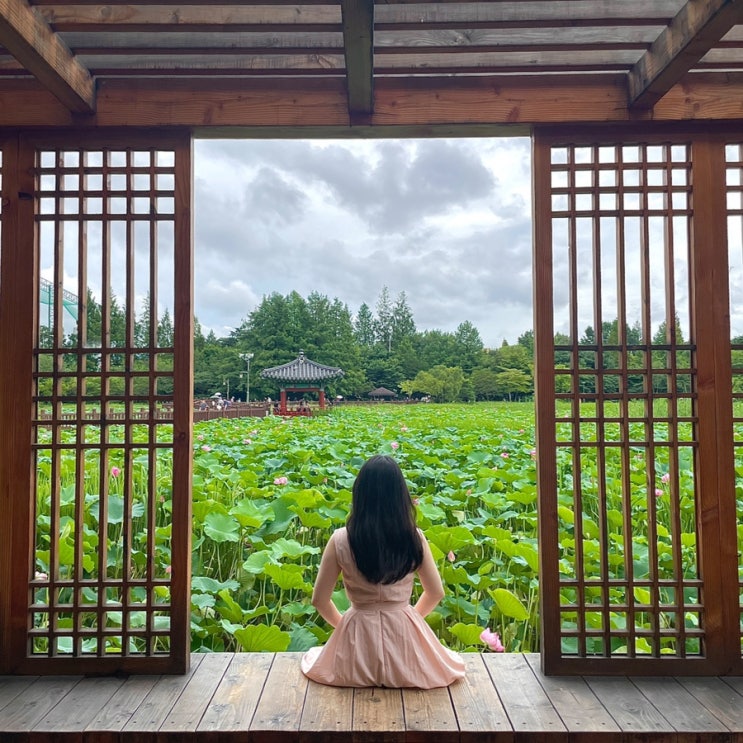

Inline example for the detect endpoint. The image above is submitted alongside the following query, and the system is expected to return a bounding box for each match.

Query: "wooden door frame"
[533,125,739,674]
[0,129,193,674]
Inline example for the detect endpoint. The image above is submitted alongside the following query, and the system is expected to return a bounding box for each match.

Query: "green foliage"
[35,400,724,658]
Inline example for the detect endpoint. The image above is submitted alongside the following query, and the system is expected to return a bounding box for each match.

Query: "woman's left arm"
[413,535,445,617]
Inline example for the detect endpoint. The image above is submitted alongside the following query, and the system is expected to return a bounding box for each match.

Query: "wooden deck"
[2,652,743,742]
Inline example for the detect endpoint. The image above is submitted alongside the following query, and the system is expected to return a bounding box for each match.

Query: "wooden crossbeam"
[629,0,743,109]
[0,0,95,113]
[341,0,373,120]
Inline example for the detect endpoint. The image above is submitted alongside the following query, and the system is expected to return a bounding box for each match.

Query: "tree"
[374,286,394,353]
[471,368,500,400]
[494,369,532,401]
[158,308,174,347]
[391,291,416,347]
[354,303,375,347]
[517,329,534,358]
[453,321,484,373]
[430,365,465,402]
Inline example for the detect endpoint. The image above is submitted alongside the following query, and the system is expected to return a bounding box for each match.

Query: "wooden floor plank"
[299,678,353,742]
[3,653,743,743]
[631,676,732,737]
[158,652,232,735]
[679,676,743,730]
[0,676,38,712]
[85,675,161,733]
[0,676,82,733]
[32,677,124,732]
[448,654,513,742]
[250,652,308,743]
[122,653,205,734]
[197,652,273,739]
[483,653,567,742]
[585,676,675,737]
[352,687,404,743]
[523,653,621,740]
[401,684,458,743]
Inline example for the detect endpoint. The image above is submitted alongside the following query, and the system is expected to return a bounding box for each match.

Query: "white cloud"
[193,137,534,347]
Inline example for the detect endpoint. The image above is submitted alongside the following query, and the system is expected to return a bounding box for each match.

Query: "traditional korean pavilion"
[260,351,344,415]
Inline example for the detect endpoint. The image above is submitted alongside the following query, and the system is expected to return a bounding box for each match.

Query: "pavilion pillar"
[319,389,326,409]
[280,388,287,414]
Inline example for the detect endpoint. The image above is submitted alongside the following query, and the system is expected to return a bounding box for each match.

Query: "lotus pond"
[187,402,540,654]
[36,401,728,656]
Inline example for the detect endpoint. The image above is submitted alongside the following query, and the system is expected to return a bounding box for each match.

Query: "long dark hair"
[346,455,423,584]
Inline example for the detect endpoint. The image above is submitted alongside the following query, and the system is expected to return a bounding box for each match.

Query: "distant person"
[301,455,465,688]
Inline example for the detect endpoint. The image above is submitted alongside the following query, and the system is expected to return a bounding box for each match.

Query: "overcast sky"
[193,137,533,349]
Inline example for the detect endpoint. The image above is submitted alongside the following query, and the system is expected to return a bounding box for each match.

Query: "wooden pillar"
[319,389,326,409]
[0,135,37,672]
[280,388,287,414]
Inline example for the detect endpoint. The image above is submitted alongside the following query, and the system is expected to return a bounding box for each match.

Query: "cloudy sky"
[193,137,533,349]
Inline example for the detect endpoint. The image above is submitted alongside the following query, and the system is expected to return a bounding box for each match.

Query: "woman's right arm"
[413,535,445,617]
[311,532,344,628]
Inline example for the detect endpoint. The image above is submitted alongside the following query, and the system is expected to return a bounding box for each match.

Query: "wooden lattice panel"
[532,133,743,674]
[0,134,196,674]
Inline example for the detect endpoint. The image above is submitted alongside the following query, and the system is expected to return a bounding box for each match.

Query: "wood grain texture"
[630,0,743,108]
[483,653,567,742]
[352,686,404,743]
[0,0,95,111]
[447,654,513,741]
[197,652,273,734]
[250,652,308,742]
[299,677,353,740]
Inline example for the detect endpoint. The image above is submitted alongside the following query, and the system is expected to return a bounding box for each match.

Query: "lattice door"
[0,132,193,674]
[533,131,739,674]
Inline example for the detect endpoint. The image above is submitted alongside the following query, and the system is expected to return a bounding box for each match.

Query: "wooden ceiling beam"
[2,72,743,131]
[36,2,678,33]
[341,0,373,120]
[38,5,341,33]
[629,0,743,109]
[0,0,95,113]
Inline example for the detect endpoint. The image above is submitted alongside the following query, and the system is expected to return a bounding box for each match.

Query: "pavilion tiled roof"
[260,351,344,383]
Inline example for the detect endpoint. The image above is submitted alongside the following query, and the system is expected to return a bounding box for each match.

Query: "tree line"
[43,286,702,403]
[204,287,533,402]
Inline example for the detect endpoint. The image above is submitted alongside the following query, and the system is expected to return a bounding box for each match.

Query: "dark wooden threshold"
[2,652,743,741]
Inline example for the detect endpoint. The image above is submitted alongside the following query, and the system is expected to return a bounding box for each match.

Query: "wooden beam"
[3,72,743,131]
[38,5,341,33]
[0,0,95,113]
[629,0,743,109]
[341,0,373,119]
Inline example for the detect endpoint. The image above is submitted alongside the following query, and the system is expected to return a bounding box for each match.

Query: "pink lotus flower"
[530,448,537,459]
[655,488,663,498]
[274,476,288,486]
[447,551,456,562]
[111,466,121,478]
[412,497,420,506]
[390,441,399,450]
[480,628,505,652]
[243,438,252,445]
[201,445,211,452]
[165,565,172,575]
[34,571,48,581]
[661,473,670,484]
[500,452,509,459]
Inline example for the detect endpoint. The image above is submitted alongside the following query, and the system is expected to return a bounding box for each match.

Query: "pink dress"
[301,527,465,688]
